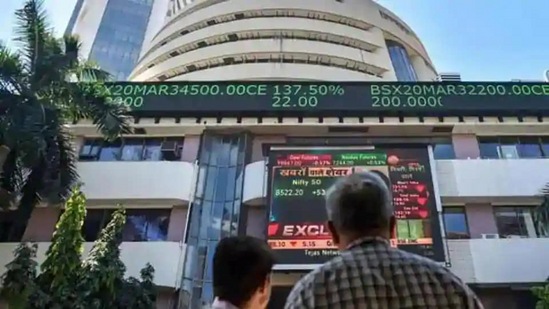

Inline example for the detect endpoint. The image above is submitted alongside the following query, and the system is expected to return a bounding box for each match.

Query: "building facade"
[66,0,170,80]
[130,0,437,82]
[0,1,546,309]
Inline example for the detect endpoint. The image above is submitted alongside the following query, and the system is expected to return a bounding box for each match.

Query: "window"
[386,40,418,81]
[443,207,469,239]
[494,206,538,238]
[123,209,170,241]
[433,143,455,159]
[0,210,20,242]
[78,137,184,161]
[81,209,171,241]
[83,209,114,241]
[478,136,547,159]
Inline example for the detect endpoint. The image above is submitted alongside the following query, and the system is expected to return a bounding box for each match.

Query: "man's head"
[325,171,395,249]
[213,236,275,309]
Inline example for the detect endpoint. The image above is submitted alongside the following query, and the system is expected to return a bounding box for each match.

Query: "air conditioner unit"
[481,233,500,239]
[160,141,181,161]
[506,235,525,239]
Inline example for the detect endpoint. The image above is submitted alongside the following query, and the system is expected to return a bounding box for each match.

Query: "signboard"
[103,81,549,117]
[266,146,445,268]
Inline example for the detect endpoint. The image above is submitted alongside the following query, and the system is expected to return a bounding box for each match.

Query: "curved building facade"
[130,0,437,82]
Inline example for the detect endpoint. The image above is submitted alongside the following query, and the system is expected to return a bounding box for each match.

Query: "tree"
[0,243,40,309]
[534,184,549,237]
[0,0,130,239]
[531,185,549,309]
[0,190,157,309]
[79,207,127,309]
[38,186,86,308]
[532,284,549,309]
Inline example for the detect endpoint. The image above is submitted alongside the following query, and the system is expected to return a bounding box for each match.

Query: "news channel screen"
[266,146,445,268]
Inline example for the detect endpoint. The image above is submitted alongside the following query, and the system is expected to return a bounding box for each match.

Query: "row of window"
[0,206,543,242]
[443,206,541,239]
[79,137,184,162]
[479,136,549,159]
[77,137,549,162]
[0,209,171,243]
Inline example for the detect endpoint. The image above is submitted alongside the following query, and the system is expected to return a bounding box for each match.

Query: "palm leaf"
[0,44,25,95]
[14,0,51,79]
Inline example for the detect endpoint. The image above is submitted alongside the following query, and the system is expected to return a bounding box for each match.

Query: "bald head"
[325,172,393,235]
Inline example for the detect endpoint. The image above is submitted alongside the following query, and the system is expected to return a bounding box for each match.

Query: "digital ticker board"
[103,81,549,116]
[266,146,444,268]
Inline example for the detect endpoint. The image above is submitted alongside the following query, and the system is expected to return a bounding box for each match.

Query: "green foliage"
[0,0,130,239]
[532,284,549,309]
[79,207,127,309]
[0,190,156,309]
[38,186,86,308]
[534,186,549,237]
[117,264,157,309]
[0,243,40,309]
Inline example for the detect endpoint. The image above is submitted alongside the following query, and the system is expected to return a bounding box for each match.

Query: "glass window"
[499,145,519,159]
[82,209,112,241]
[120,139,144,161]
[143,139,162,161]
[433,144,455,160]
[122,209,170,241]
[386,40,418,82]
[79,139,101,161]
[478,137,500,159]
[517,137,542,158]
[494,206,538,238]
[443,207,469,239]
[87,0,154,80]
[98,140,122,161]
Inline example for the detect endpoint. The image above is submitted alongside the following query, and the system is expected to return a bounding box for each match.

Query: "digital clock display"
[266,146,445,268]
[101,81,549,117]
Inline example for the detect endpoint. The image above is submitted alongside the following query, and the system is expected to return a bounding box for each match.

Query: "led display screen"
[266,146,445,267]
[103,81,549,117]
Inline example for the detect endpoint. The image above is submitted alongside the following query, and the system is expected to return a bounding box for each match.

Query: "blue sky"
[1,0,547,81]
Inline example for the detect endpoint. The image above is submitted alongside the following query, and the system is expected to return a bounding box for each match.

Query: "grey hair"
[325,172,393,233]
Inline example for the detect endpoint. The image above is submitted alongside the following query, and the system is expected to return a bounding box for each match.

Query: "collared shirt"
[211,298,239,309]
[284,236,484,309]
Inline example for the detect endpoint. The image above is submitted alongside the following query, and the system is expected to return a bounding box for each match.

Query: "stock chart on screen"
[266,146,445,267]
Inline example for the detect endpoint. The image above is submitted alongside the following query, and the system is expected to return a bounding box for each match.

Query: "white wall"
[0,242,185,288]
[78,161,195,204]
[447,239,549,284]
[436,159,549,198]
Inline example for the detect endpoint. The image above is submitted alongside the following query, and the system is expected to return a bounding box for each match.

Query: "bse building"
[2,1,548,309]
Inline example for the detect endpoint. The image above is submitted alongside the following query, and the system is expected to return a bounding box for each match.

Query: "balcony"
[78,161,195,205]
[0,241,185,288]
[447,238,549,284]
[436,159,549,202]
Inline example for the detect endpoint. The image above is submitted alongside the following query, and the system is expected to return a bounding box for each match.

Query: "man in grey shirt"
[285,172,484,309]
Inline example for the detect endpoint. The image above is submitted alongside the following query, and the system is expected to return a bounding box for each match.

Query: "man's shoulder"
[292,252,355,287]
[296,247,462,285]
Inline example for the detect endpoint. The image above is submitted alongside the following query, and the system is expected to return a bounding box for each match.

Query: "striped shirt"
[284,236,484,309]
